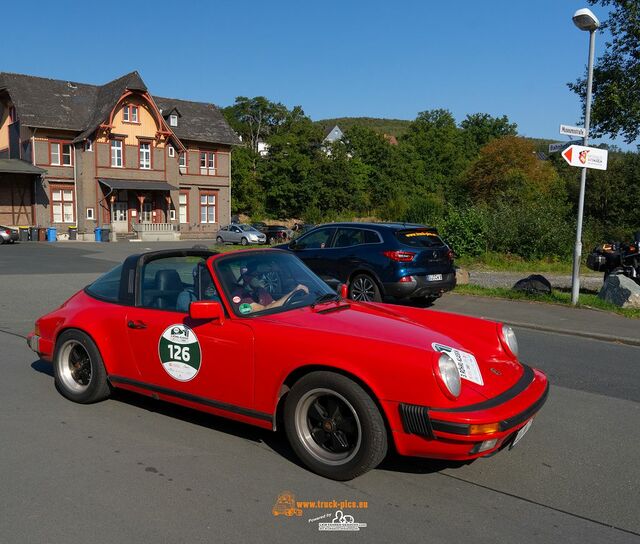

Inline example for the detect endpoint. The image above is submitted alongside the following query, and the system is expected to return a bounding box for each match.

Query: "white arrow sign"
[560,124,587,138]
[549,141,580,153]
[562,145,608,171]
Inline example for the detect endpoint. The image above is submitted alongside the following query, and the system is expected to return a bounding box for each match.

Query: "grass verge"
[454,284,640,319]
[456,253,591,275]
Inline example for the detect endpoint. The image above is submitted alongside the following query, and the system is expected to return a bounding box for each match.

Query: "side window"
[86,264,123,302]
[139,256,217,312]
[296,228,336,249]
[333,228,367,248]
[364,230,381,244]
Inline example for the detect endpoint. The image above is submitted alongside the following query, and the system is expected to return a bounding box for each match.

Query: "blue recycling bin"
[94,227,102,242]
[46,227,57,242]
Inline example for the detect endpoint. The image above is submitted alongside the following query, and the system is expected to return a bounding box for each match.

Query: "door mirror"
[189,301,224,323]
[339,283,349,299]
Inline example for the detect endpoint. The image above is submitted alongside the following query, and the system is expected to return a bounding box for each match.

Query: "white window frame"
[86,207,95,220]
[179,193,188,223]
[168,145,175,157]
[169,209,176,221]
[199,192,216,224]
[111,140,123,168]
[123,107,129,122]
[85,139,93,152]
[50,142,60,165]
[131,106,139,123]
[170,114,178,127]
[139,142,151,169]
[199,152,216,175]
[51,186,75,224]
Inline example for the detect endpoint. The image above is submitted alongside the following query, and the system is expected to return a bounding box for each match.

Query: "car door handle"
[127,320,147,329]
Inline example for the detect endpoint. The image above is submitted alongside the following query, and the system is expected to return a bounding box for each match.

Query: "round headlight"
[437,353,461,399]
[501,325,519,358]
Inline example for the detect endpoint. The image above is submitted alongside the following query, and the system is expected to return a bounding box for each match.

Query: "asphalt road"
[1,242,639,543]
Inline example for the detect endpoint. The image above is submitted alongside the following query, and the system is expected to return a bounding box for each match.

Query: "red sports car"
[27,248,548,480]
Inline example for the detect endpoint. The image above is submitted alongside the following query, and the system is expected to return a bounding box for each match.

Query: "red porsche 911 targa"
[27,249,548,480]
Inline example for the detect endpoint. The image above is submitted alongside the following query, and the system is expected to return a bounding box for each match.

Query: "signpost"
[548,141,578,153]
[560,124,587,138]
[561,144,608,171]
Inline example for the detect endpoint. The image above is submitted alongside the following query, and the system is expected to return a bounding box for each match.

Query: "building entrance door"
[112,202,128,233]
[141,202,153,223]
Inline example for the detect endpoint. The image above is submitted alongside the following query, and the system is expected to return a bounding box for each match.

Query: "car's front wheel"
[284,371,387,480]
[216,236,224,244]
[53,330,111,404]
[241,237,248,246]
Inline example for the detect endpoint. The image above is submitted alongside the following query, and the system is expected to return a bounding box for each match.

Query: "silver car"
[216,224,266,246]
[0,225,19,244]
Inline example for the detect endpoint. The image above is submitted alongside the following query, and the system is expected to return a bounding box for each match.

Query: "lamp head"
[573,8,600,32]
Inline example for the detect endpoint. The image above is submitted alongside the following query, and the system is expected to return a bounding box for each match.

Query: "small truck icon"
[272,491,303,517]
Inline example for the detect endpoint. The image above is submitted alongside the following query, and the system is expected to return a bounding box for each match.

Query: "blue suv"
[280,222,456,302]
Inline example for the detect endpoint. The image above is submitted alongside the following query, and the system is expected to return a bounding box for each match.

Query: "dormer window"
[123,105,139,123]
[169,114,178,127]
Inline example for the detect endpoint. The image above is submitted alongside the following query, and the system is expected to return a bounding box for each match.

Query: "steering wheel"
[283,288,308,307]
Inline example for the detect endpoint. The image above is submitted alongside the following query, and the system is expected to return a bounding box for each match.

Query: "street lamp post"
[570,8,600,306]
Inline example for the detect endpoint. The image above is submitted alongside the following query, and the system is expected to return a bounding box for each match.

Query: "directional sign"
[562,145,608,171]
[548,141,579,153]
[560,124,587,138]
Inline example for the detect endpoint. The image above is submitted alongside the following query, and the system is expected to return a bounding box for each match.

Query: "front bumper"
[388,365,548,460]
[383,271,456,299]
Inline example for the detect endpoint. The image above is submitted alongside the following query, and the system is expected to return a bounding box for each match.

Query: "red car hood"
[259,301,523,401]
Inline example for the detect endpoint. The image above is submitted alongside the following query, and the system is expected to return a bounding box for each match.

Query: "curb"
[502,320,640,347]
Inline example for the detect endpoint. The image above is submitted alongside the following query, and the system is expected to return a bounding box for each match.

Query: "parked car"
[262,225,292,245]
[216,224,266,246]
[0,225,19,244]
[251,222,267,231]
[279,222,456,303]
[28,248,548,480]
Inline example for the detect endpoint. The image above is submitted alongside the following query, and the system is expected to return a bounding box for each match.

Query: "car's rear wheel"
[349,274,382,302]
[216,236,224,244]
[53,330,111,404]
[284,371,387,480]
[241,237,248,246]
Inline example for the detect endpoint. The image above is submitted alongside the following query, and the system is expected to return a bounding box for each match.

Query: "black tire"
[284,371,388,480]
[53,329,111,404]
[241,237,248,246]
[216,236,224,245]
[348,273,382,302]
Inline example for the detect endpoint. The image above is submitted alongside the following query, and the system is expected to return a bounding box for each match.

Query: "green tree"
[460,113,518,152]
[223,96,289,153]
[568,1,640,143]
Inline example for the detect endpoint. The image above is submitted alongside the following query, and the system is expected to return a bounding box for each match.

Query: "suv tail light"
[447,249,454,261]
[383,250,416,262]
[4,230,10,236]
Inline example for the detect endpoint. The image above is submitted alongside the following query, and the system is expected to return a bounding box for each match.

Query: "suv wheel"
[349,274,381,302]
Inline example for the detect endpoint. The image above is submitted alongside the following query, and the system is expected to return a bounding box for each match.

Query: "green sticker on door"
[158,324,202,381]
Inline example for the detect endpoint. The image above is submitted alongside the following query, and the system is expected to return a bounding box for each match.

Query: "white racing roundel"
[158,324,202,381]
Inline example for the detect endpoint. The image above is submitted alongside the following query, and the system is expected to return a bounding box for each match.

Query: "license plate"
[509,418,533,449]
[427,274,443,282]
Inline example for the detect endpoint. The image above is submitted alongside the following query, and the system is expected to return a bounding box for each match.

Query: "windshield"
[240,225,259,232]
[395,229,444,248]
[214,251,335,317]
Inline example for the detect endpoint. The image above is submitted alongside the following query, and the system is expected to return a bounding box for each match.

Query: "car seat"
[154,269,183,309]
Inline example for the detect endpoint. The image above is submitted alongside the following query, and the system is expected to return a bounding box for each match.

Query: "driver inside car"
[232,265,309,313]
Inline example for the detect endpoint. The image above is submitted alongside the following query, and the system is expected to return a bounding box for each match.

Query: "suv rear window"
[395,229,444,248]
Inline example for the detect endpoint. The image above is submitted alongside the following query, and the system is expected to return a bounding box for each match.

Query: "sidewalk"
[466,270,603,292]
[436,293,639,347]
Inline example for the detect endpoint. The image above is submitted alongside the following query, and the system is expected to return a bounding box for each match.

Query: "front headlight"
[500,324,519,358]
[436,352,461,399]
[248,234,258,240]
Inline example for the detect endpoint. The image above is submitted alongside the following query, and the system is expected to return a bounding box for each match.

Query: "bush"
[440,206,489,257]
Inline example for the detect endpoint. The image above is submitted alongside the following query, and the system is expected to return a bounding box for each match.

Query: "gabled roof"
[0,71,239,146]
[154,96,240,146]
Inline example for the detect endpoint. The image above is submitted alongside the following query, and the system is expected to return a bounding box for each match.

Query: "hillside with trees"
[223,98,639,261]
[316,117,412,138]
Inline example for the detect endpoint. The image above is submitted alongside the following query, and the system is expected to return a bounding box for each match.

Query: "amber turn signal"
[469,423,500,435]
